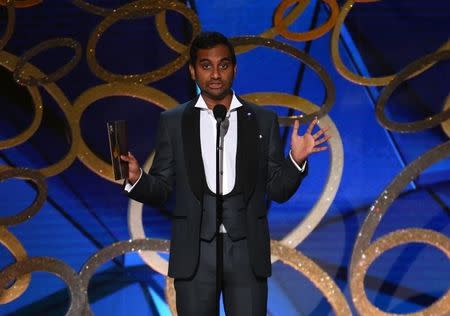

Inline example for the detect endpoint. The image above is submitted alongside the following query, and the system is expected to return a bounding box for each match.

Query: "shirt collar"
[194,91,243,112]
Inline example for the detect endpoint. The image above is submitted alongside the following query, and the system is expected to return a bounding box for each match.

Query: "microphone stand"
[215,117,224,316]
[212,103,226,315]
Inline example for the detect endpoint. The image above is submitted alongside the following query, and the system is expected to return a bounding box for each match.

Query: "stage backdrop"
[0,0,449,315]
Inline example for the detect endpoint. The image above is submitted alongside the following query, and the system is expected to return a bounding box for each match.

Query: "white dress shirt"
[196,93,240,195]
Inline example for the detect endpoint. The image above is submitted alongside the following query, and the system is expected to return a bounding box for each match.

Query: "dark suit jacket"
[128,95,307,279]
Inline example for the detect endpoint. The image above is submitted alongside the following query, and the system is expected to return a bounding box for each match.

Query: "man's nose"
[211,66,221,79]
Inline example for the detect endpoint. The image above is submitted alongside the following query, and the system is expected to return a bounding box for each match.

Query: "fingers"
[306,117,317,135]
[314,134,332,146]
[312,146,328,152]
[291,119,300,137]
[120,151,136,162]
[312,126,329,139]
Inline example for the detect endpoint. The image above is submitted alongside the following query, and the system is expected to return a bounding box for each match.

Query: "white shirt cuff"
[124,169,143,192]
[289,151,307,173]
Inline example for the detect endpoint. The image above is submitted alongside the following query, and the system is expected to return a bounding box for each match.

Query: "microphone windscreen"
[213,104,227,122]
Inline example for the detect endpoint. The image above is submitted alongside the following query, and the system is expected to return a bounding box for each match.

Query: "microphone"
[213,104,227,123]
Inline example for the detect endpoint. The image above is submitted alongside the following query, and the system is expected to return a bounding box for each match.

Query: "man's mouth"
[208,82,223,89]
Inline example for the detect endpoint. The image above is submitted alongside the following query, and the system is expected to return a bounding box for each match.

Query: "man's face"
[189,44,236,103]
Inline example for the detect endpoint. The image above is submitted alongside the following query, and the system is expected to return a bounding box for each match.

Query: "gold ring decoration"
[157,1,309,55]
[0,226,30,304]
[165,277,177,316]
[331,0,449,86]
[241,93,343,260]
[13,38,82,86]
[235,0,307,55]
[376,50,450,133]
[350,140,450,315]
[74,0,198,55]
[70,0,117,16]
[0,50,78,177]
[86,0,200,84]
[72,83,178,182]
[71,0,154,18]
[78,238,170,315]
[351,229,450,316]
[155,11,189,54]
[230,36,335,123]
[442,94,450,138]
[271,240,352,315]
[0,55,43,150]
[0,167,47,226]
[0,257,85,316]
[0,0,42,8]
[274,0,339,42]
[0,0,15,50]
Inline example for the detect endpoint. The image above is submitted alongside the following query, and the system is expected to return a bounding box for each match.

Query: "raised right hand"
[120,152,141,184]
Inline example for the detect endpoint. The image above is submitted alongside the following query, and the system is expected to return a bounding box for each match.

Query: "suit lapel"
[182,96,205,201]
[236,99,259,202]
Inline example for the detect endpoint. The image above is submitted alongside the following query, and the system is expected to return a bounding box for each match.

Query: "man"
[121,31,330,316]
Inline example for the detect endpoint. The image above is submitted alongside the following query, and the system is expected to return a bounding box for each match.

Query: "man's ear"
[189,64,196,81]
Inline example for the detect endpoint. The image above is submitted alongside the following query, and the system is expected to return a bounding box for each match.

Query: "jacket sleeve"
[126,113,175,206]
[265,113,308,203]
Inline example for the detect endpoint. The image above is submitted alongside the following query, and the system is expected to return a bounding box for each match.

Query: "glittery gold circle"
[0,0,15,50]
[156,1,309,55]
[78,238,170,315]
[165,277,177,316]
[155,11,188,54]
[0,257,85,316]
[0,50,78,177]
[70,0,117,16]
[351,229,450,316]
[351,140,450,315]
[235,1,308,55]
[241,93,343,259]
[376,50,450,132]
[271,240,352,315]
[0,53,43,150]
[442,94,450,138]
[13,38,82,86]
[331,0,449,86]
[0,226,30,304]
[274,0,339,42]
[72,83,178,182]
[0,167,47,226]
[86,0,200,84]
[0,0,42,8]
[230,36,335,123]
[351,140,450,271]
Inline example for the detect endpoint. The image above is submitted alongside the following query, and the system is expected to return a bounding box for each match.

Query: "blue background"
[0,0,449,315]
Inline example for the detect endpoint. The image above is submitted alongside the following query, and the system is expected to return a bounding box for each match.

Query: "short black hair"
[189,31,236,65]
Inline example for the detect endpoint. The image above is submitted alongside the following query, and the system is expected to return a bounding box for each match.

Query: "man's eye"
[201,64,211,69]
[220,64,229,70]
